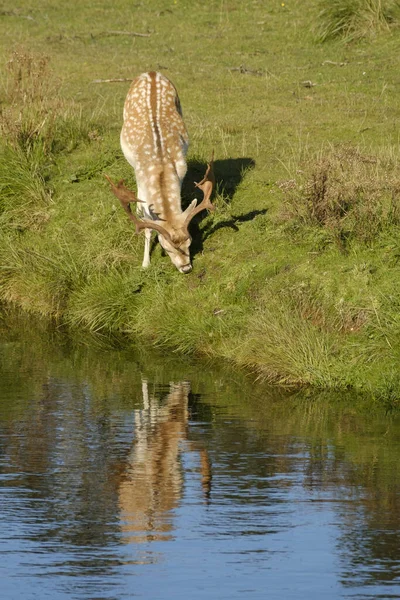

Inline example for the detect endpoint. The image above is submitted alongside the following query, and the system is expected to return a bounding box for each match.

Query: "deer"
[118,380,212,543]
[105,71,215,274]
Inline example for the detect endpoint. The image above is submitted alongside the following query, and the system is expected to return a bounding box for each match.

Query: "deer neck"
[139,161,185,230]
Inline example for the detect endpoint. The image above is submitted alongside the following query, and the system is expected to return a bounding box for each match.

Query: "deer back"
[120,71,189,227]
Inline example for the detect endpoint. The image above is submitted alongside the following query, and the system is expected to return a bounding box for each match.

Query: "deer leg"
[136,190,152,268]
[142,228,151,268]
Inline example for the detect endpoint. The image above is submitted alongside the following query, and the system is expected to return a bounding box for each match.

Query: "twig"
[46,33,84,42]
[0,10,34,20]
[47,31,150,44]
[92,77,133,84]
[229,64,264,77]
[322,60,347,67]
[92,30,150,38]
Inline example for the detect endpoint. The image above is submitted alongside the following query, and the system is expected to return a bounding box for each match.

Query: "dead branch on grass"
[91,78,133,84]
[322,60,347,67]
[0,9,34,20]
[229,64,264,76]
[91,30,150,39]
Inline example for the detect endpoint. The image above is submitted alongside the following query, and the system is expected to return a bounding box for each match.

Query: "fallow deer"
[106,71,215,273]
[118,380,212,543]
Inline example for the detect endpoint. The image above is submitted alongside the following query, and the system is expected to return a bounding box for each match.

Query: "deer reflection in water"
[118,380,211,543]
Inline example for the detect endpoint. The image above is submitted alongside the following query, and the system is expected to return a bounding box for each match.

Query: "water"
[0,315,400,599]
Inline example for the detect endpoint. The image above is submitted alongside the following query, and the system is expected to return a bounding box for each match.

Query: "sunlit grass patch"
[0,48,108,241]
[121,267,244,356]
[219,285,346,387]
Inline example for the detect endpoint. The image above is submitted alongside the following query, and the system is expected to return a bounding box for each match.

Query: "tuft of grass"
[0,144,52,230]
[0,235,86,317]
[0,49,98,156]
[279,146,400,251]
[221,289,344,387]
[0,49,108,233]
[66,269,144,334]
[317,0,400,42]
[125,274,222,354]
[0,50,61,155]
[371,373,400,411]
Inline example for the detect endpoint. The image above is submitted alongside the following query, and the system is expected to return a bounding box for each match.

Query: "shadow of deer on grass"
[183,157,268,260]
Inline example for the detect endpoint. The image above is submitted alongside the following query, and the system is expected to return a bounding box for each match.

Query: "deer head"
[106,157,215,273]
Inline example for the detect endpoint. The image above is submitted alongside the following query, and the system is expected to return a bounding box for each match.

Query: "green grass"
[0,144,51,230]
[1,0,400,395]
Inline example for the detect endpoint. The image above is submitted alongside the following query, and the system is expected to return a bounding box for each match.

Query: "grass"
[1,0,400,397]
[317,0,400,42]
[0,144,51,230]
[279,145,400,250]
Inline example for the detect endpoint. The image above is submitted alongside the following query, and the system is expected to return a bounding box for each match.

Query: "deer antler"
[183,155,215,231]
[104,174,144,205]
[105,174,174,244]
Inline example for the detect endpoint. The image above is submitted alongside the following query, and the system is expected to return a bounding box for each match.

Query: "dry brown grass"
[279,146,400,250]
[317,0,400,42]
[0,50,63,154]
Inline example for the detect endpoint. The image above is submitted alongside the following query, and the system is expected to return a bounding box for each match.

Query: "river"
[0,313,399,599]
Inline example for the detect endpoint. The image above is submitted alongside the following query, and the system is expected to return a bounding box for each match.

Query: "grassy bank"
[1,0,400,396]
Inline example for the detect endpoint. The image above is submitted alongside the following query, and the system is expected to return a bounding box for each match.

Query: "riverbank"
[1,1,400,403]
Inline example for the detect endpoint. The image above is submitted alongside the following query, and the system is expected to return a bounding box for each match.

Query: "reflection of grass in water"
[2,307,400,547]
[1,4,400,393]
[2,308,399,529]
